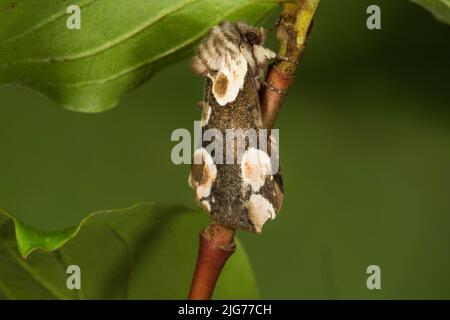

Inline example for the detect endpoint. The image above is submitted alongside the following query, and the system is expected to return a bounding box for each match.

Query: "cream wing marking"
[209,53,248,106]
[241,148,273,193]
[200,102,211,127]
[190,148,217,199]
[247,194,276,233]
[201,200,211,212]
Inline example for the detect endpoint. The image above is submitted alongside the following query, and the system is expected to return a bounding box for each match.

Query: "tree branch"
[188,223,235,300]
[261,0,320,129]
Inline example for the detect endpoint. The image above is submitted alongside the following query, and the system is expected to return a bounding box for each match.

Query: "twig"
[261,0,320,129]
[188,223,235,300]
[188,0,319,300]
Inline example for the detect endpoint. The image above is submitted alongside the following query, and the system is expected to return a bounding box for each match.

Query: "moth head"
[236,22,266,46]
[234,22,275,82]
[191,21,275,93]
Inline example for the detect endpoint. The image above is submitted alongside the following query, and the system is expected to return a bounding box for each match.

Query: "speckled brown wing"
[189,68,282,233]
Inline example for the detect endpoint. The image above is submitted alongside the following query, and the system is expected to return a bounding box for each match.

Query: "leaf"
[0,0,280,113]
[0,203,259,299]
[410,0,450,24]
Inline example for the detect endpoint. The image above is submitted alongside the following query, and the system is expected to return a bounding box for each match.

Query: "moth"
[189,21,284,233]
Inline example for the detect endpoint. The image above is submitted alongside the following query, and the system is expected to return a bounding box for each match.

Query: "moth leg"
[275,54,299,65]
[261,80,288,95]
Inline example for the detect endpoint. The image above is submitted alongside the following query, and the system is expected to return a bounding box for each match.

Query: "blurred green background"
[1,0,449,298]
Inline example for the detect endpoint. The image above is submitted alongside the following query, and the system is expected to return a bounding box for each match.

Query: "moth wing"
[240,133,283,233]
[209,53,248,106]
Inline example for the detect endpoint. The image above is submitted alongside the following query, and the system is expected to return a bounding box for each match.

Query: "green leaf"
[0,203,259,299]
[410,0,450,24]
[0,0,280,113]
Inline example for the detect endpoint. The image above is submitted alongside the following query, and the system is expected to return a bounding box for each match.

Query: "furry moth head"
[191,21,275,105]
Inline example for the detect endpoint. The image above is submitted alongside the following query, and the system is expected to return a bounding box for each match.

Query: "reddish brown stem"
[188,223,236,300]
[261,65,295,129]
[262,0,320,129]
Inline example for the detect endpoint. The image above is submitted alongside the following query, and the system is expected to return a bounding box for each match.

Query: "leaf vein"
[25,0,275,88]
[2,0,198,65]
[1,0,99,45]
